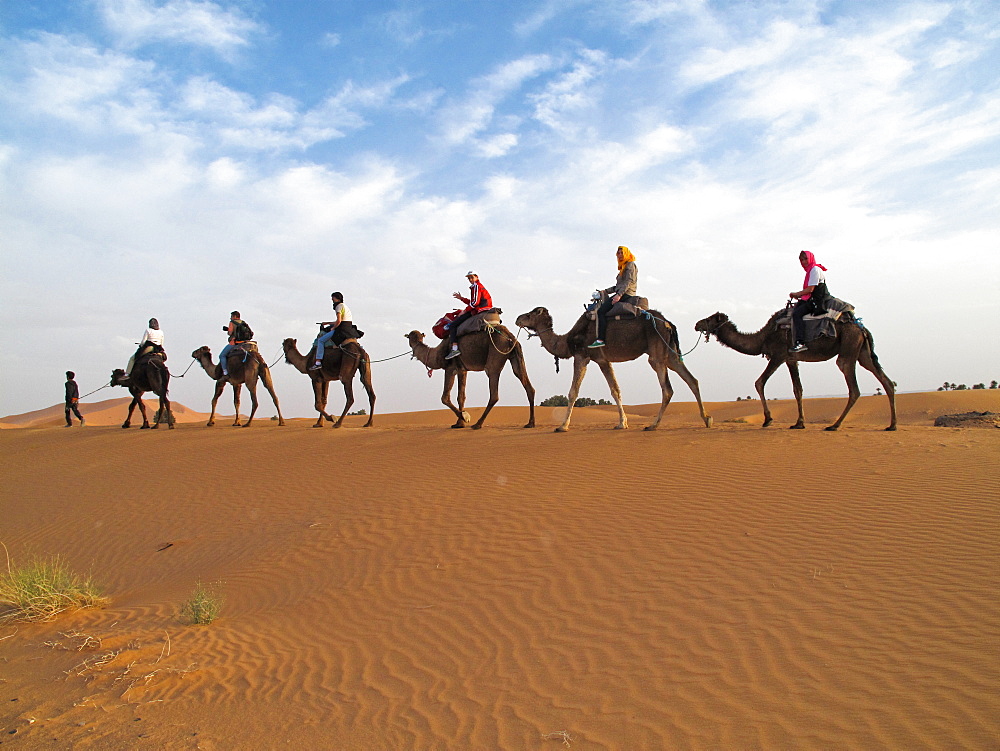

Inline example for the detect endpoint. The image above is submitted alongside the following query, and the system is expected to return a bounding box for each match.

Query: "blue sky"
[2,0,998,420]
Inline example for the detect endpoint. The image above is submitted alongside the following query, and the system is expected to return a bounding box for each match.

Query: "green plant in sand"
[180,582,223,625]
[0,544,108,623]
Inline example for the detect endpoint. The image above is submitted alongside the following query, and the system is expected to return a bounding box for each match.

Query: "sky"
[2,0,998,420]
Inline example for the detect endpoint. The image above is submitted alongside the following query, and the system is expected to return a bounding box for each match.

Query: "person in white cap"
[446,271,493,359]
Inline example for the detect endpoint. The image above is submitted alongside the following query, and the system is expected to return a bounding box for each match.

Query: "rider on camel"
[446,271,493,360]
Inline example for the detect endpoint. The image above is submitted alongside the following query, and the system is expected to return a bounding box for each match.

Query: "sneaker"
[789,343,808,353]
[587,339,606,349]
[445,348,462,360]
[308,362,323,371]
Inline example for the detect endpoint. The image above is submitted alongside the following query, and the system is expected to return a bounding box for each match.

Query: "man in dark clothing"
[65,371,85,427]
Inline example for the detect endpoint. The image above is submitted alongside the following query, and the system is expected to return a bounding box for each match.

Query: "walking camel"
[191,346,286,427]
[515,307,711,432]
[282,338,375,428]
[110,356,174,429]
[404,328,535,429]
[694,310,896,431]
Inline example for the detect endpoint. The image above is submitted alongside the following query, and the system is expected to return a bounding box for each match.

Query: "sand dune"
[1,390,998,749]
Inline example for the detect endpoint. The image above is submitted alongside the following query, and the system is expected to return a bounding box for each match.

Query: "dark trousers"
[595,297,617,341]
[449,311,474,345]
[790,299,815,345]
[65,403,83,424]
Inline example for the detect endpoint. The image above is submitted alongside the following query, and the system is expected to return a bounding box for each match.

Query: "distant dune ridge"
[1,389,998,748]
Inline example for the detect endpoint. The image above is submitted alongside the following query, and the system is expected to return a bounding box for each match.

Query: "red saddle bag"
[432,309,463,340]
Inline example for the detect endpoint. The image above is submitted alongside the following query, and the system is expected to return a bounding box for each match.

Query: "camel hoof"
[614,425,627,430]
[523,422,534,429]
[790,424,805,430]
[451,423,467,429]
[554,427,568,433]
[277,420,286,426]
[140,425,151,430]
[461,411,471,422]
[325,414,334,422]
[643,425,658,431]
[824,425,839,432]
[471,424,484,430]
[121,424,130,429]
[762,419,772,428]
[885,425,897,431]
[705,416,713,428]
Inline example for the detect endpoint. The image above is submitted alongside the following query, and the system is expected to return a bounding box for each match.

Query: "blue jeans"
[219,343,235,374]
[314,330,336,361]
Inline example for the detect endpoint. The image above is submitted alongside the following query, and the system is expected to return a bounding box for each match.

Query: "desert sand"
[1,390,998,749]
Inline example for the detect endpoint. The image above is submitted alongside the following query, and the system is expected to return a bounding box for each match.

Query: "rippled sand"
[1,390,998,749]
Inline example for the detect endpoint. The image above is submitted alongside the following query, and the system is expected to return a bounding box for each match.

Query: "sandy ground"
[1,390,998,749]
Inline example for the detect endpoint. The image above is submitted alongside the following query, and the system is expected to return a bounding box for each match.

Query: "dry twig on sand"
[542,730,573,747]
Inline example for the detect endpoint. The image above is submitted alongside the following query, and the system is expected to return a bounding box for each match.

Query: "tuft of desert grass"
[180,582,222,625]
[0,545,108,623]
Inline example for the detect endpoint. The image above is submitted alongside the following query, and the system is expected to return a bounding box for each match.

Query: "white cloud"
[97,0,259,55]
[439,54,554,146]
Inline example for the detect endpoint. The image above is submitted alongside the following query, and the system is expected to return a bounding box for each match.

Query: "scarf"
[800,251,827,301]
[617,246,635,273]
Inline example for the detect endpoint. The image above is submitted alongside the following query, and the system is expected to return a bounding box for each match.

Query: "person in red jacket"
[446,271,493,359]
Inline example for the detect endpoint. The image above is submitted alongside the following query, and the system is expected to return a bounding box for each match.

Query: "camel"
[110,355,174,429]
[694,309,897,431]
[515,307,711,432]
[282,338,375,428]
[404,328,535,430]
[191,345,285,427]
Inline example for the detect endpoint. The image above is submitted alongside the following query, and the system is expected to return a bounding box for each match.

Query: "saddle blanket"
[456,308,503,337]
[776,297,855,342]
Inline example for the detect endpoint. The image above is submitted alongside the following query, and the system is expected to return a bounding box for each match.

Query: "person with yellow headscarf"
[589,245,638,348]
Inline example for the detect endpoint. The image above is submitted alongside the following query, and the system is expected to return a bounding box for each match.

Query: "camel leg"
[597,360,628,430]
[122,393,140,428]
[243,384,260,427]
[332,375,355,428]
[858,349,897,431]
[755,358,783,428]
[556,357,589,433]
[826,356,862,431]
[787,361,806,429]
[641,356,673,431]
[160,394,175,429]
[259,367,285,426]
[508,344,535,428]
[207,380,225,427]
[471,365,502,430]
[312,378,328,427]
[359,358,376,427]
[665,355,711,428]
[231,382,243,427]
[441,369,466,428]
[135,394,152,429]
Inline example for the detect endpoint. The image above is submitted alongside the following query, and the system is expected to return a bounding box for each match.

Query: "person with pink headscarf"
[788,250,829,353]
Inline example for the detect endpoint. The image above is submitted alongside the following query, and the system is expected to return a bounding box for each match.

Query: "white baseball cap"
[466,270,477,277]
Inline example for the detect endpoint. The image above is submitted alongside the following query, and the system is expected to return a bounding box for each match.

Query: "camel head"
[191,345,212,360]
[281,338,298,362]
[695,313,729,342]
[405,330,425,347]
[110,368,127,387]
[515,307,551,332]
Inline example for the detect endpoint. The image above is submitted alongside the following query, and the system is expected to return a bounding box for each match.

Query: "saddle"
[776,297,855,342]
[455,308,503,337]
[226,341,264,371]
[136,344,167,366]
[586,295,649,321]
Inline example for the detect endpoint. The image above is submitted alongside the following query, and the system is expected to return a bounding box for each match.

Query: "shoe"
[64,424,72,428]
[587,340,606,348]
[308,362,323,371]
[445,348,462,360]
[789,343,808,353]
